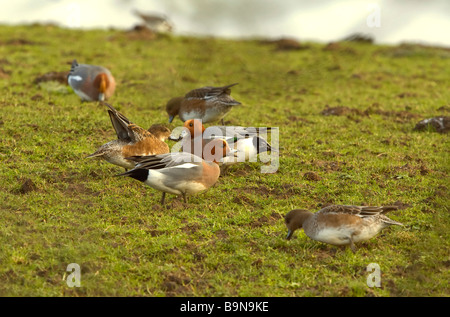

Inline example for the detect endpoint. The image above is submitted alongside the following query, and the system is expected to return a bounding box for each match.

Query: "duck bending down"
[284,204,404,252]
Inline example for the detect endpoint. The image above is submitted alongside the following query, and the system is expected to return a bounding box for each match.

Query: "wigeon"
[173,119,273,165]
[118,139,233,205]
[68,59,116,101]
[148,124,172,142]
[87,103,170,170]
[285,205,404,252]
[133,10,174,33]
[166,83,241,124]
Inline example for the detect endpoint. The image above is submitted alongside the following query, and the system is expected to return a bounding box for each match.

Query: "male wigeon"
[68,59,116,101]
[174,119,273,165]
[285,205,404,252]
[87,103,170,170]
[166,83,241,124]
[118,139,233,205]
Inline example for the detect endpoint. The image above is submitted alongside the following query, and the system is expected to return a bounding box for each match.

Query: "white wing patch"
[69,75,83,81]
[173,163,198,169]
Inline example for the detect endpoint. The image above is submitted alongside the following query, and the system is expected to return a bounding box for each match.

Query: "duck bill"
[168,115,174,123]
[86,151,104,159]
[168,135,182,141]
[286,230,293,240]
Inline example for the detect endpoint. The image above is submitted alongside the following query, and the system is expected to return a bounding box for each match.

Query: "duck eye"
[189,122,193,127]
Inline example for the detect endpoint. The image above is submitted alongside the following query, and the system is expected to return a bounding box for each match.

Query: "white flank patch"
[185,182,207,194]
[313,227,351,245]
[180,110,203,121]
[145,171,180,195]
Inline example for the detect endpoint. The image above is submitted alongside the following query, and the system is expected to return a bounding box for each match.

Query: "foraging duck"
[148,124,172,142]
[174,119,273,164]
[87,103,169,169]
[284,205,404,252]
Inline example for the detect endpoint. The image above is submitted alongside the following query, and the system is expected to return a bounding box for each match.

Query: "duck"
[68,59,116,101]
[118,139,234,205]
[133,10,174,33]
[173,119,274,165]
[284,205,404,252]
[87,103,169,170]
[166,83,241,124]
[147,124,172,142]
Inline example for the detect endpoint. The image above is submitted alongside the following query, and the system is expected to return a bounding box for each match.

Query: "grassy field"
[0,24,449,297]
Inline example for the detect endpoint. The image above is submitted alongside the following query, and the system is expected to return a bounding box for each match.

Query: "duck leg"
[349,237,357,253]
[182,192,187,203]
[160,192,166,205]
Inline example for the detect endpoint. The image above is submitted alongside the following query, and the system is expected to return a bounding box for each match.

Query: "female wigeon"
[118,139,233,205]
[147,124,172,142]
[285,205,404,252]
[87,103,170,170]
[68,59,116,101]
[166,83,241,124]
[174,119,273,165]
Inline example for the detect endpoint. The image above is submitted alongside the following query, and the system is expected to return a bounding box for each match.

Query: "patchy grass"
[0,24,449,297]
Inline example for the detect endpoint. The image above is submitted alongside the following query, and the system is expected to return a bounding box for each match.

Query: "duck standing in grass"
[284,205,404,252]
[68,59,116,101]
[87,103,170,170]
[166,83,241,124]
[173,119,273,166]
[118,139,234,205]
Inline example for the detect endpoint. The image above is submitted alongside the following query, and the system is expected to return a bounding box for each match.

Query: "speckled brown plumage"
[87,103,169,169]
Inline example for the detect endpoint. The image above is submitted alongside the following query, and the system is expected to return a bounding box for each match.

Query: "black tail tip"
[117,168,149,182]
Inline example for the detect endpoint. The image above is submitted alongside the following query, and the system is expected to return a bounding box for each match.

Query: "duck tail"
[116,168,149,182]
[383,217,404,226]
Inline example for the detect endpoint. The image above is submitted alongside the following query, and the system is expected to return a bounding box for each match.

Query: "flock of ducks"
[67,59,405,253]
